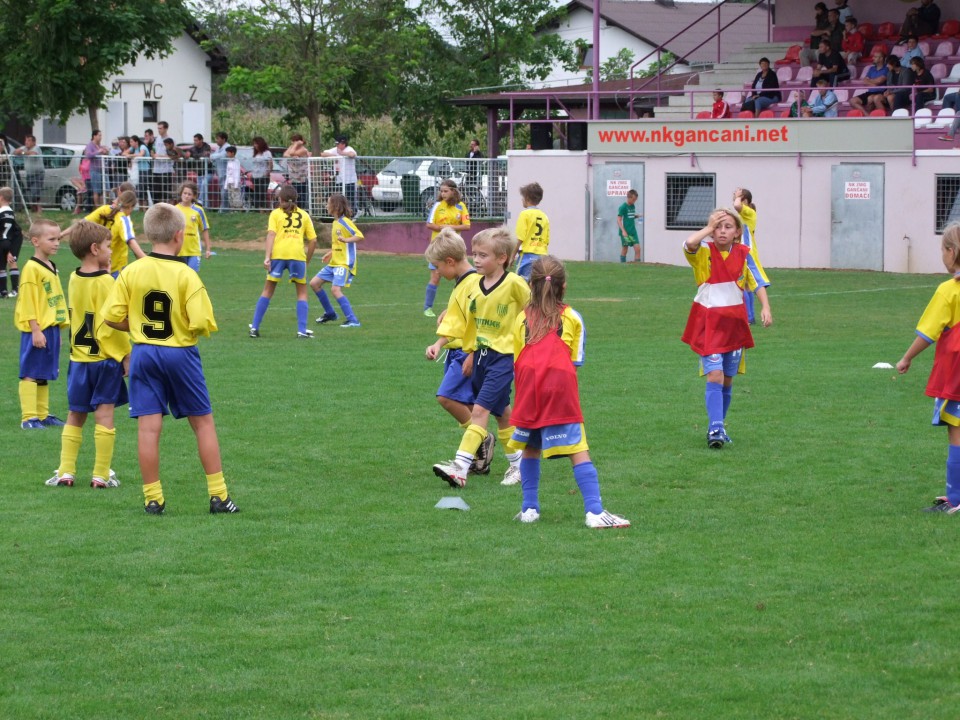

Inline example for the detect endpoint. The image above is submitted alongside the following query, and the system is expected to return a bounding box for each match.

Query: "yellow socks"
[36,382,50,420]
[93,425,116,480]
[206,471,228,500]
[58,424,83,477]
[19,379,38,422]
[458,424,488,457]
[143,481,164,507]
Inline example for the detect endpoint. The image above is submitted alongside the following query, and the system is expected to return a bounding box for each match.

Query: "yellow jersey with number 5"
[515,207,550,255]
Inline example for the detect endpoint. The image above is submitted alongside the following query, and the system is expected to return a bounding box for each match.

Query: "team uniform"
[617,202,640,248]
[176,202,206,271]
[914,275,960,427]
[514,206,550,280]
[14,257,68,426]
[736,204,771,323]
[435,269,482,406]
[105,213,137,274]
[313,216,363,327]
[266,206,317,283]
[0,204,23,297]
[424,201,470,314]
[102,253,218,419]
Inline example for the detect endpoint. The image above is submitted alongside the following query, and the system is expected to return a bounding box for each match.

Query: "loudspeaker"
[530,123,553,150]
[567,122,587,151]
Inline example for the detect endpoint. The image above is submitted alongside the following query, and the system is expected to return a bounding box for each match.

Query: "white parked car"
[371,158,467,214]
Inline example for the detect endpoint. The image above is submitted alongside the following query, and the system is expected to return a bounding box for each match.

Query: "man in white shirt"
[321,134,357,211]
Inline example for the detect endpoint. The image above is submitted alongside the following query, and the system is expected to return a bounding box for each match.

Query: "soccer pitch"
[2,247,957,719]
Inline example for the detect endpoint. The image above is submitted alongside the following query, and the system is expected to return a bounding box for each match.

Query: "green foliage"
[637,50,678,79]
[0,0,189,127]
[581,47,637,82]
[1,249,959,718]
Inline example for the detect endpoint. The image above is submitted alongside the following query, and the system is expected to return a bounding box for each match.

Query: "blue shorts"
[516,253,537,281]
[67,359,128,412]
[472,348,513,417]
[509,423,589,458]
[19,328,61,381]
[315,265,354,288]
[184,255,201,272]
[128,344,212,419]
[89,169,104,193]
[933,398,960,427]
[437,348,475,405]
[700,349,744,376]
[268,259,307,284]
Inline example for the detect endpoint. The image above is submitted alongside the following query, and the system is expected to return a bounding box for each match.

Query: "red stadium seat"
[869,42,888,58]
[696,110,712,119]
[846,108,865,117]
[859,22,875,40]
[876,22,898,40]
[780,109,792,118]
[869,108,887,117]
[737,110,755,119]
[933,19,960,39]
[758,109,775,118]
[775,45,801,66]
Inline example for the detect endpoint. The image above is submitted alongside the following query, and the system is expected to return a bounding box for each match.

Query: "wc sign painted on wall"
[844,180,871,200]
[606,179,632,197]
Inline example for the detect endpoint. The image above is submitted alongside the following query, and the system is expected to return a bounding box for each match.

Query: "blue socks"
[252,296,270,329]
[705,381,725,432]
[947,445,960,506]
[424,283,438,311]
[337,295,358,324]
[296,300,308,333]
[519,457,541,512]
[315,289,336,316]
[573,461,603,515]
[722,384,733,419]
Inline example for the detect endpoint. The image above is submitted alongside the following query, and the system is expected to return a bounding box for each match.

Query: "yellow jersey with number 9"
[268,206,317,261]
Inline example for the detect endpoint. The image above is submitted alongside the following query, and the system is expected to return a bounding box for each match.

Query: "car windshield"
[380,159,421,175]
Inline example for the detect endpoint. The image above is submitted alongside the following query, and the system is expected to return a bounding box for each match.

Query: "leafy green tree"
[0,0,190,131]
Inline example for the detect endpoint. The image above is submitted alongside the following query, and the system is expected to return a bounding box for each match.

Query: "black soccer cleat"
[210,495,240,514]
[144,500,166,515]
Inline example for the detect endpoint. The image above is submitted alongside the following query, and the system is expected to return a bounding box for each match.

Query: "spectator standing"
[465,138,484,190]
[84,130,109,207]
[186,134,212,207]
[151,121,175,204]
[14,135,44,213]
[741,57,782,114]
[283,134,311,205]
[140,129,155,204]
[321,135,357,212]
[210,132,230,211]
[250,136,273,212]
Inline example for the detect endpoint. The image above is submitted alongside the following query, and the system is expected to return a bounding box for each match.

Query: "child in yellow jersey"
[423,179,470,317]
[310,193,363,328]
[249,185,318,339]
[62,189,145,275]
[101,203,238,515]
[514,182,550,281]
[432,227,530,488]
[14,219,68,429]
[45,221,131,489]
[174,182,208,272]
[732,187,771,325]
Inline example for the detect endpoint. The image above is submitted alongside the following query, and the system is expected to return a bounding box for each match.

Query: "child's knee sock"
[206,471,228,500]
[143,481,164,507]
[455,424,487,471]
[424,283,438,310]
[296,299,308,333]
[499,426,521,467]
[10,268,18,292]
[947,445,960,506]
[251,296,270,329]
[19,379,38,422]
[58,424,83,476]
[705,381,724,432]
[337,295,358,323]
[519,457,541,512]
[572,461,603,515]
[0,270,7,294]
[315,288,335,315]
[722,384,733,419]
[36,382,50,420]
[93,425,116,480]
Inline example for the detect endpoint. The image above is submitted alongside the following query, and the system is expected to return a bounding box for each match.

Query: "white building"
[36,29,226,145]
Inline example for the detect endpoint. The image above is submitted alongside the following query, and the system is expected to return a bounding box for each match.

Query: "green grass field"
[1,218,958,719]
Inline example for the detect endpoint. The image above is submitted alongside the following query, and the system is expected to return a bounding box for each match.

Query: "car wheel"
[57,187,78,213]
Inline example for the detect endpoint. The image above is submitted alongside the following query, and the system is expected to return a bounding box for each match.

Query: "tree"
[200,0,440,151]
[0,0,190,131]
[581,47,637,83]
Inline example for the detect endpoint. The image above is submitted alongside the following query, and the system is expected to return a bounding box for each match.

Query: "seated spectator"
[942,89,960,112]
[802,3,831,66]
[711,90,732,119]
[741,57,782,114]
[811,39,850,86]
[787,90,811,117]
[849,50,888,112]
[900,36,924,67]
[910,56,936,111]
[834,0,853,26]
[810,76,840,116]
[900,0,941,43]
[841,17,864,66]
[883,54,915,112]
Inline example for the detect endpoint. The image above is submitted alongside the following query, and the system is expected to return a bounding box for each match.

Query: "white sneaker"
[514,508,540,523]
[109,469,118,483]
[585,510,631,529]
[45,471,75,487]
[91,475,120,488]
[433,460,467,488]
[501,465,521,486]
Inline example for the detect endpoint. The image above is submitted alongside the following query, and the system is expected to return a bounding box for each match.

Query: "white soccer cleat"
[501,465,521,486]
[45,471,75,487]
[433,460,467,488]
[91,475,120,488]
[514,508,540,523]
[585,510,631,529]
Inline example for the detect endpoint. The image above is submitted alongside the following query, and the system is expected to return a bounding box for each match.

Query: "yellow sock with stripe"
[455,424,487,471]
[458,420,470,429]
[19,379,38,422]
[143,481,164,507]
[93,425,116,480]
[58,424,83,476]
[206,471,228,500]
[36,383,50,420]
[499,426,522,465]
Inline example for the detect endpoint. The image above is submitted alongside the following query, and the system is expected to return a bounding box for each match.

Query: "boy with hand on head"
[617,189,642,263]
[433,227,531,488]
[14,219,68,429]
[514,182,550,281]
[46,221,130,488]
[101,203,238,515]
[0,186,23,298]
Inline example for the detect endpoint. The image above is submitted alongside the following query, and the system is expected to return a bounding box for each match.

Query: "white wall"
[39,32,213,145]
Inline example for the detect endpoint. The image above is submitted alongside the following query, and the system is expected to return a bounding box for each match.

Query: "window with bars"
[936,175,960,233]
[666,174,715,230]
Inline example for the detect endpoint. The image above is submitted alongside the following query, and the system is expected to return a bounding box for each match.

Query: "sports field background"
[1,219,957,719]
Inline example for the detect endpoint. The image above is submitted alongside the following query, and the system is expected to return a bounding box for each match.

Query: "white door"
[591,163,645,262]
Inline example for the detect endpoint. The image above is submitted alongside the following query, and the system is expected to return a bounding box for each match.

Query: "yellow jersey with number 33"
[268,206,317,261]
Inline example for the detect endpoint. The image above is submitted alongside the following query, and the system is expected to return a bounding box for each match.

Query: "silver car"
[5,144,87,212]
